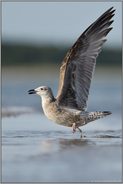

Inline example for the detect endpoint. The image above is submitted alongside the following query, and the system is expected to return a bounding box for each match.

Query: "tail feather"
[103,111,112,115]
[85,111,112,124]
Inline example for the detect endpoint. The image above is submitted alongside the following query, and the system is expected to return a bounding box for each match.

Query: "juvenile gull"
[28,7,115,138]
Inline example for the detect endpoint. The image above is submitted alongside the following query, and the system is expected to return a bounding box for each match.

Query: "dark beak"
[28,89,36,94]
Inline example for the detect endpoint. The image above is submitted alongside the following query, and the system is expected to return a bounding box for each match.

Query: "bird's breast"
[42,102,60,122]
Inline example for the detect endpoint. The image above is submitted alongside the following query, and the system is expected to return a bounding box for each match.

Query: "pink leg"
[72,123,76,133]
[77,127,83,138]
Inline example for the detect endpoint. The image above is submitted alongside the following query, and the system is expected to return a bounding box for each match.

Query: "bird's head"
[28,86,52,97]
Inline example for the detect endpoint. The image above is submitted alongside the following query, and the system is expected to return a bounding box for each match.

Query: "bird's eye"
[40,88,43,90]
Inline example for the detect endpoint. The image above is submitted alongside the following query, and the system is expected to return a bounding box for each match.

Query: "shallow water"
[2,66,122,182]
[2,112,122,182]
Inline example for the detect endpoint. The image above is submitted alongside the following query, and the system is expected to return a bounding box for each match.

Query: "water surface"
[2,66,122,182]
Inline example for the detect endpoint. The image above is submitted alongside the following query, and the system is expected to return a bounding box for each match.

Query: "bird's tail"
[84,111,112,124]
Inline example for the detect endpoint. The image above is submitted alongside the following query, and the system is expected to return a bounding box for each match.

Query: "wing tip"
[107,6,115,13]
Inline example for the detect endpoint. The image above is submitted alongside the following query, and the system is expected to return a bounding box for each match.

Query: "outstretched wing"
[56,7,115,110]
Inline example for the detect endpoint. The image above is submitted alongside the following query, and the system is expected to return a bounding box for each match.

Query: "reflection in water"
[39,138,90,154]
[2,129,122,182]
[39,133,121,154]
[59,138,89,147]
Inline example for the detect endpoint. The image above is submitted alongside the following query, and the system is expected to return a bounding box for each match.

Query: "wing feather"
[56,7,115,110]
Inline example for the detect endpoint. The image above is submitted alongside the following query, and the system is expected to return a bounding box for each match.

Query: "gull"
[28,7,115,138]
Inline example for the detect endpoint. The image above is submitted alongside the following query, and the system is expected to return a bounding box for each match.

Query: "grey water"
[2,66,122,182]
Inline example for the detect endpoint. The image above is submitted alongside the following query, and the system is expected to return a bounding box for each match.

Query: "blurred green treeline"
[2,42,121,67]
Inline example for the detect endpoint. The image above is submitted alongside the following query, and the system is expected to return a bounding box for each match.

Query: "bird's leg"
[77,127,83,138]
[72,124,84,139]
[72,123,76,133]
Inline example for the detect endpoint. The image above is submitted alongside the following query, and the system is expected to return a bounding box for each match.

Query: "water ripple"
[2,129,122,147]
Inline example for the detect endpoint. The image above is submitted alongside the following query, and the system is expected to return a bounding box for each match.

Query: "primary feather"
[56,7,115,111]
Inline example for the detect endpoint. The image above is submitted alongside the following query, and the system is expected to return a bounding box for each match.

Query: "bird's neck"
[41,93,55,108]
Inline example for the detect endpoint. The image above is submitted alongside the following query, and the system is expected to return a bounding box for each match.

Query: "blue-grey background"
[2,2,122,46]
[2,2,122,182]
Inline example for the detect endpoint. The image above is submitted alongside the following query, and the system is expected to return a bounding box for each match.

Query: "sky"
[2,2,122,47]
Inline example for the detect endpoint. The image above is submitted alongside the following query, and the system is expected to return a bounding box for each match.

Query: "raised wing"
[56,7,115,110]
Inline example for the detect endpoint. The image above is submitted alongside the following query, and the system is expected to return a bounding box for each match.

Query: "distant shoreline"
[2,42,121,67]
